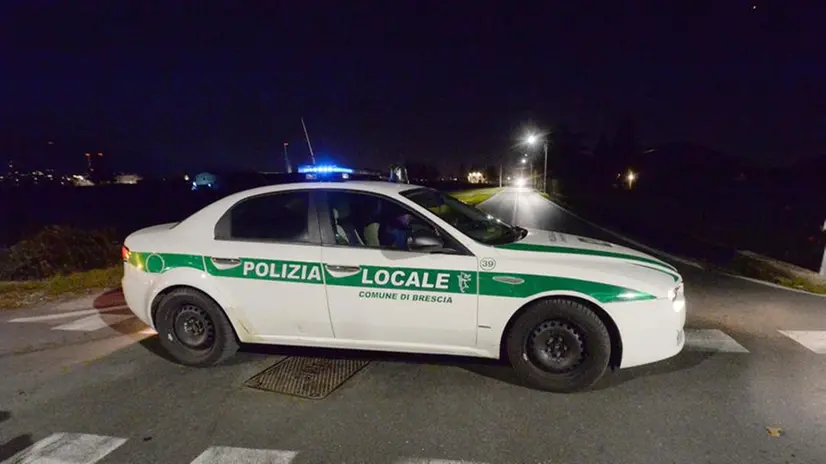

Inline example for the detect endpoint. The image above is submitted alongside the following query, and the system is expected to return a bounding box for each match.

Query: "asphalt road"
[2,186,826,464]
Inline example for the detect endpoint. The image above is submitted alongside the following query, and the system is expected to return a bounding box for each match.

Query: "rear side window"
[223,191,312,242]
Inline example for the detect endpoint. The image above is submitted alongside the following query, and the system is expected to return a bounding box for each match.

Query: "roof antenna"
[301,117,317,165]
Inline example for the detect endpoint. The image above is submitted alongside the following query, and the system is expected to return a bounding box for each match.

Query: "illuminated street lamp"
[525,133,549,193]
[626,169,637,189]
[521,158,527,164]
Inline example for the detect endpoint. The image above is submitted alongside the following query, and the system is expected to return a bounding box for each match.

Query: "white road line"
[190,446,298,464]
[778,330,826,354]
[8,307,130,324]
[5,432,127,464]
[685,329,749,353]
[52,313,134,332]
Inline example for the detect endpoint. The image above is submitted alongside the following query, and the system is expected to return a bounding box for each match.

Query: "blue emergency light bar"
[297,164,354,174]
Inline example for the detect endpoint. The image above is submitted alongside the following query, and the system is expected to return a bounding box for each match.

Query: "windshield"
[401,188,525,245]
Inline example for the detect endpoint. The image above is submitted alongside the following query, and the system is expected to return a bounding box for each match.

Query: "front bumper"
[604,290,686,369]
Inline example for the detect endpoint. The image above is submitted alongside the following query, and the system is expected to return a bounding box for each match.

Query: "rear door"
[318,189,479,348]
[206,188,334,339]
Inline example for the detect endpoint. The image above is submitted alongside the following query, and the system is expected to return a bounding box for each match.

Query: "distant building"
[467,171,486,184]
[115,173,142,184]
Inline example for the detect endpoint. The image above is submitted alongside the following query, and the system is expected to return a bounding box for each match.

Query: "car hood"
[496,228,681,281]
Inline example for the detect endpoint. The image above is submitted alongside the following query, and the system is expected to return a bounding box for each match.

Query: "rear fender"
[148,268,254,342]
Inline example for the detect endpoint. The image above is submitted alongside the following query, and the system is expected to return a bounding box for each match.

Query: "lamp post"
[526,134,549,193]
[820,220,826,277]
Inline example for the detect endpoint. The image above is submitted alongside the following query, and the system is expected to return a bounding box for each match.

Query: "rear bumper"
[604,294,686,369]
[122,263,154,327]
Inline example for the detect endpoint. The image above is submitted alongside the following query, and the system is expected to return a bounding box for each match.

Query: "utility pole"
[499,164,502,187]
[283,142,292,173]
[542,140,549,193]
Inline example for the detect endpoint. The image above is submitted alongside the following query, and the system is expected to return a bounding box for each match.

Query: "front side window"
[326,191,440,250]
[402,188,524,245]
[228,191,311,242]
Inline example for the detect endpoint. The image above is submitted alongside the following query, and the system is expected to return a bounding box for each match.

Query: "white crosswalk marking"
[396,460,489,464]
[52,313,133,332]
[9,309,108,323]
[189,446,298,464]
[8,307,135,333]
[4,432,127,464]
[778,330,826,354]
[684,329,749,353]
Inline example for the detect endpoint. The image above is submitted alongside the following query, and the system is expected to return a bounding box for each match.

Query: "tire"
[154,288,239,367]
[505,298,612,393]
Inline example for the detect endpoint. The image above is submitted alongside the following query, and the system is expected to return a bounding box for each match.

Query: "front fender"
[476,289,613,356]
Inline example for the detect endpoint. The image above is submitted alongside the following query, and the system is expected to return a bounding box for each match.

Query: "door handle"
[326,264,361,273]
[211,257,241,265]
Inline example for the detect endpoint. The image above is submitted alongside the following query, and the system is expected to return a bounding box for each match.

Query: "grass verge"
[448,187,503,206]
[0,265,123,309]
[726,251,826,294]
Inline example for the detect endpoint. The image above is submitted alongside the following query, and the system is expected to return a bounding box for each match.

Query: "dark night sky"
[2,1,825,175]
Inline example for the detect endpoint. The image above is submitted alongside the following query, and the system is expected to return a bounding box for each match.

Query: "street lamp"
[525,133,549,193]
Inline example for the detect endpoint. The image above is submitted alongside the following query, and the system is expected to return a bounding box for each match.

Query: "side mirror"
[407,229,444,252]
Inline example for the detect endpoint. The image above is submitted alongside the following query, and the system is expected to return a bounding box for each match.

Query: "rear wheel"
[506,298,612,392]
[154,288,239,366]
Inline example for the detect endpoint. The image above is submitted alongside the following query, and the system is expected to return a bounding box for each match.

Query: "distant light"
[526,134,538,144]
[521,158,527,164]
[515,178,526,187]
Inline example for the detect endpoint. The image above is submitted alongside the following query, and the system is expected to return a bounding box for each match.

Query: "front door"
[318,189,478,348]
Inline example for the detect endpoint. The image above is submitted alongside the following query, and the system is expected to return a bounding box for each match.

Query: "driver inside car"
[381,211,414,249]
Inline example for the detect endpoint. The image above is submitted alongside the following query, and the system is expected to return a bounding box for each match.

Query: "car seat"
[363,199,382,246]
[332,207,365,246]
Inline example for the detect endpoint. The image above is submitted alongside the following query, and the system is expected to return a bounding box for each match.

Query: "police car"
[121,179,686,392]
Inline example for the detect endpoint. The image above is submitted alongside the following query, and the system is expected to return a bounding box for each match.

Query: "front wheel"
[154,288,239,366]
[505,298,612,393]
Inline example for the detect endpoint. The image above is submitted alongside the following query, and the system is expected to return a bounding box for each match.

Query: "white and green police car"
[121,180,686,392]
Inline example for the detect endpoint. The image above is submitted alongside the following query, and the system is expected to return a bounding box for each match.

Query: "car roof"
[232,180,425,198]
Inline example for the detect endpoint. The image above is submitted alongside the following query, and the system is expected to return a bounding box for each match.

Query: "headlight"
[668,284,683,302]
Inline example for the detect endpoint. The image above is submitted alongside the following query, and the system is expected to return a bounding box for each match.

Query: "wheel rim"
[526,320,586,373]
[172,304,215,349]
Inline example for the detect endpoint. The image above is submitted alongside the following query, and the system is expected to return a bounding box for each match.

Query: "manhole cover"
[245,356,370,399]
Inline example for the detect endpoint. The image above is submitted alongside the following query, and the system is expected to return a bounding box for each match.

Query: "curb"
[719,272,826,298]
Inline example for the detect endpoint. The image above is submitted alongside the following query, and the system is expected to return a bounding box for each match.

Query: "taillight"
[122,245,130,262]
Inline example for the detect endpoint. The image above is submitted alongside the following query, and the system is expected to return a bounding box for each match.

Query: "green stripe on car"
[127,252,656,303]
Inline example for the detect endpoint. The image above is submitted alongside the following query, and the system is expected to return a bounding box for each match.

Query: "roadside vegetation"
[727,251,826,295]
[448,187,502,206]
[0,226,123,309]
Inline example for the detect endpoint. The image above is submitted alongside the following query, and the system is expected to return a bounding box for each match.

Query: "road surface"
[1,186,826,463]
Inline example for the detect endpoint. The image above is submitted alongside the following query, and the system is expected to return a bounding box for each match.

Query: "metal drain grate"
[245,356,370,399]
